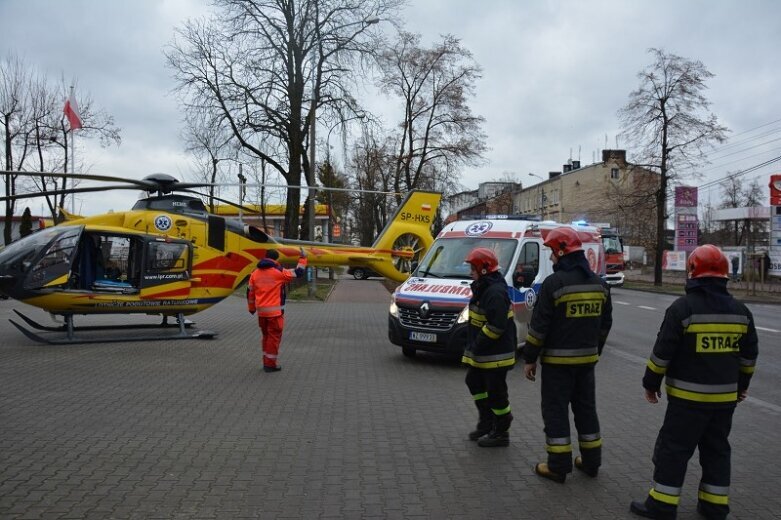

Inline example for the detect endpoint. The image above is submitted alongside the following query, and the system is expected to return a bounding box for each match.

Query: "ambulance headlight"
[457,305,469,324]
[389,299,399,317]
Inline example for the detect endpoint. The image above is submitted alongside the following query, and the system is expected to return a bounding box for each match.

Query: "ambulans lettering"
[400,212,431,223]
[566,300,602,317]
[696,334,741,353]
[404,283,472,296]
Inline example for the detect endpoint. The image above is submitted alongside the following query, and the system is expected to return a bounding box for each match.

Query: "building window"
[611,168,620,180]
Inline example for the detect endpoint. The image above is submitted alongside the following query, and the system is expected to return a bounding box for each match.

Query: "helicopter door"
[139,239,193,292]
[23,225,84,290]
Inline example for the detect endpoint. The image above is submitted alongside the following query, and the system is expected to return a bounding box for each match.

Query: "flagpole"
[69,86,76,213]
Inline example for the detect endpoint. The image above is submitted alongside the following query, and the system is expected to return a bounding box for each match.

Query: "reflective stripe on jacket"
[642,279,759,408]
[462,271,517,369]
[524,266,612,367]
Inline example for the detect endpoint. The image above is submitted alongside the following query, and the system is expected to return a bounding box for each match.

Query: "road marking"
[638,305,657,311]
[745,396,781,414]
[605,347,781,414]
[614,301,630,305]
[756,326,780,333]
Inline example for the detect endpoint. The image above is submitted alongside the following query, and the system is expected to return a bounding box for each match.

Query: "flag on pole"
[63,93,82,130]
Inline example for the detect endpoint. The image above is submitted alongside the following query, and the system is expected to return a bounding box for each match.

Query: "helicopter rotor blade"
[0,184,146,203]
[0,170,403,197]
[0,170,158,190]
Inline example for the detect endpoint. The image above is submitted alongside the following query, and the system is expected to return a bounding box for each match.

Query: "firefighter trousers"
[540,364,601,475]
[645,401,734,520]
[258,315,284,368]
[465,366,511,421]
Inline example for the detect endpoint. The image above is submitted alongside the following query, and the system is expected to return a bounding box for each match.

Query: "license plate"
[410,331,437,343]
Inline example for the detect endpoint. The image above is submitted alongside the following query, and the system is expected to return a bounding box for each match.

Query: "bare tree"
[183,110,236,213]
[1,53,30,244]
[718,174,765,246]
[619,48,728,285]
[3,53,121,236]
[167,0,400,239]
[349,128,394,244]
[376,32,486,204]
[604,165,660,250]
[28,80,120,222]
[316,159,350,241]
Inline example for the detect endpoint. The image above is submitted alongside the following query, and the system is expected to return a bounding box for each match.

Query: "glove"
[299,247,307,258]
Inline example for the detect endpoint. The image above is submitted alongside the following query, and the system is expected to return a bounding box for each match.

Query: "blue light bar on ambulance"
[571,220,589,226]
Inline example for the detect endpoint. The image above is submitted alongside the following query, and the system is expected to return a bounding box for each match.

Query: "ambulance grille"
[398,307,459,330]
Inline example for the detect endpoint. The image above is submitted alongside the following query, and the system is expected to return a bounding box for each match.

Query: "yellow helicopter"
[0,171,441,344]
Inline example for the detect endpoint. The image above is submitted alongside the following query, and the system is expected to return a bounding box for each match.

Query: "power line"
[707,135,781,163]
[697,154,781,190]
[712,125,781,154]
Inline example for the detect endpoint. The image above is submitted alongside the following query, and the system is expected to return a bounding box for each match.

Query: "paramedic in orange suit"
[246,248,307,372]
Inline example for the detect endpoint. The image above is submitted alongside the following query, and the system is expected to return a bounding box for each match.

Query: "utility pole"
[529,173,545,219]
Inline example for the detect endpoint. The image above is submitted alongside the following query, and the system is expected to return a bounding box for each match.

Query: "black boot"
[574,456,598,477]
[477,412,513,447]
[630,499,676,519]
[534,463,566,483]
[468,400,492,441]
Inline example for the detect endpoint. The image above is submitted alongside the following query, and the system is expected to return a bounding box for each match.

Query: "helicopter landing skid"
[9,311,215,345]
[12,309,195,332]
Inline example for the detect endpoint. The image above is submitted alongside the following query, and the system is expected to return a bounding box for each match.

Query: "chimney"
[601,149,626,164]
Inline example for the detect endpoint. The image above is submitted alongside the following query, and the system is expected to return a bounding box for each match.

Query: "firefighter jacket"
[462,271,517,369]
[246,256,307,318]
[523,251,612,366]
[643,277,758,409]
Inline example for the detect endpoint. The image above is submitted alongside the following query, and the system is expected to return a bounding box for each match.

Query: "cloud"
[2,0,780,215]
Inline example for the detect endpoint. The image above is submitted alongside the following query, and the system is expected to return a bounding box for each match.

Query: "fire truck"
[598,226,625,286]
[387,218,606,358]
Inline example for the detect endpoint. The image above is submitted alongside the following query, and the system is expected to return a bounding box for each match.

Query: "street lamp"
[237,167,247,226]
[528,173,546,219]
[307,15,380,295]
[324,111,366,244]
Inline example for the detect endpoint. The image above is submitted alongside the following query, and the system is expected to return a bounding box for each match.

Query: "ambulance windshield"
[414,238,517,278]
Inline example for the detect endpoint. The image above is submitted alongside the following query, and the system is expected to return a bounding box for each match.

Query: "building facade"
[513,150,659,246]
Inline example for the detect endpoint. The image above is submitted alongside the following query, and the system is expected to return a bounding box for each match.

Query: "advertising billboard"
[674,186,698,252]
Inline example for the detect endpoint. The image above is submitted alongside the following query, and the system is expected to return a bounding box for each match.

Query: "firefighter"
[630,244,759,520]
[462,247,517,447]
[523,227,612,483]
[246,248,307,372]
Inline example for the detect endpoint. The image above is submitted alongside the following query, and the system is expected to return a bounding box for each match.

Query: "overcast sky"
[2,0,780,216]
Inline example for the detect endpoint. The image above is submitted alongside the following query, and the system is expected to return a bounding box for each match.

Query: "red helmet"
[465,247,500,275]
[688,244,729,279]
[543,227,583,257]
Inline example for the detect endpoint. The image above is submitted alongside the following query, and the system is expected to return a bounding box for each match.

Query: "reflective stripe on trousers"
[647,401,734,518]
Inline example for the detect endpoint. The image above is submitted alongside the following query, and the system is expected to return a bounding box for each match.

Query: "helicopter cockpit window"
[24,228,81,289]
[148,242,188,272]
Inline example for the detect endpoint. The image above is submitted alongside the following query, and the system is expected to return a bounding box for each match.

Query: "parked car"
[347,266,380,280]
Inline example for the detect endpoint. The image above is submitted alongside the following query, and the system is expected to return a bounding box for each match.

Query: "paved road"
[1,279,778,519]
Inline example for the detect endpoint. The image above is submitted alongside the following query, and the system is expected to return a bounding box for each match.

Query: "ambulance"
[388,218,606,358]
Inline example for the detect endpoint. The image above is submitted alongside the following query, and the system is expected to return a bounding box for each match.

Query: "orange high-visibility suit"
[246,250,307,370]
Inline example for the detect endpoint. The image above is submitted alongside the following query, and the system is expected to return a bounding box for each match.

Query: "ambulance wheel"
[402,346,416,358]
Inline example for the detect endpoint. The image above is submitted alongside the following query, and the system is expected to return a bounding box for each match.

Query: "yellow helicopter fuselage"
[0,190,442,318]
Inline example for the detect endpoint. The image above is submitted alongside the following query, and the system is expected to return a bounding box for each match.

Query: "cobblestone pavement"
[1,279,779,519]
